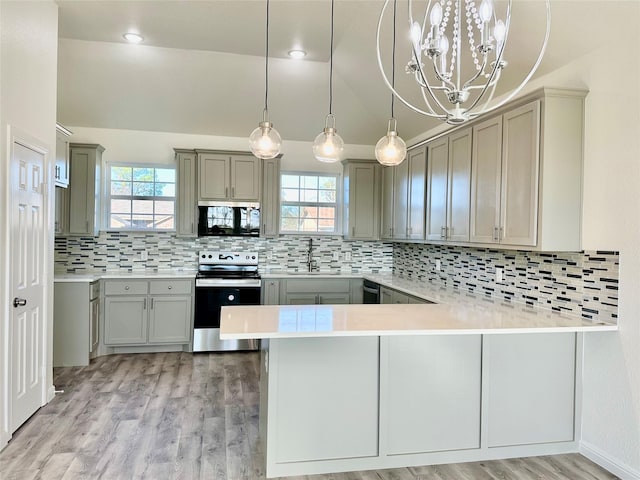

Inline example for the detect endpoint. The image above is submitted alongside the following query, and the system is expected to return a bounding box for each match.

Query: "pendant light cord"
[390,0,397,119]
[329,0,335,115]
[264,0,270,114]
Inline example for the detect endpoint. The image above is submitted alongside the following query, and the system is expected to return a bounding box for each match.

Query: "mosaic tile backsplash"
[54,233,394,275]
[393,243,619,322]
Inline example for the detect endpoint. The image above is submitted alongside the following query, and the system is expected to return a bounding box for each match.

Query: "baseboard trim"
[580,440,640,480]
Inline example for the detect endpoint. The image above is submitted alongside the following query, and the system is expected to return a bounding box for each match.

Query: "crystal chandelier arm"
[469,0,550,116]
[377,0,445,118]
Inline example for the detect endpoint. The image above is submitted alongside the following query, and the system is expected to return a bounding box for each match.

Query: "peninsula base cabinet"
[103,279,193,351]
[260,332,580,478]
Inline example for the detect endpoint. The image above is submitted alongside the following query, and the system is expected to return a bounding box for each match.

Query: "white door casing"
[9,136,47,432]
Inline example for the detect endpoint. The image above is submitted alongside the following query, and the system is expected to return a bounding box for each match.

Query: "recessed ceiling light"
[123,32,143,44]
[288,49,307,59]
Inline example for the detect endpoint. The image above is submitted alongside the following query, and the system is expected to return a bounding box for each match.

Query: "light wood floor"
[0,352,619,480]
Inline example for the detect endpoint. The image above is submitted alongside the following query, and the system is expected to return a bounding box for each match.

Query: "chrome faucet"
[306,238,316,272]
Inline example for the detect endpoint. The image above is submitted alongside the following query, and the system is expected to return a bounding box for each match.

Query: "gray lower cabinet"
[103,279,193,346]
[380,285,431,304]
[383,335,482,454]
[277,278,362,305]
[261,279,280,305]
[53,280,100,367]
[485,332,576,447]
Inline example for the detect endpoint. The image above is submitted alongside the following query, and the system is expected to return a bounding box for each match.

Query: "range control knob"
[228,294,235,301]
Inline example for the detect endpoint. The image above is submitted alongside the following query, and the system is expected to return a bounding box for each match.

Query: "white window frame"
[104,162,177,232]
[279,171,342,236]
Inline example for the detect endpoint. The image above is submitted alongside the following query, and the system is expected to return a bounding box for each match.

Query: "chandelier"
[376,0,551,125]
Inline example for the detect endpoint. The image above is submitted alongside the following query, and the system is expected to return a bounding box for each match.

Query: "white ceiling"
[56,1,631,145]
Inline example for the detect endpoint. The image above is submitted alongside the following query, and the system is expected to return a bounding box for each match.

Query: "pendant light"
[312,0,344,163]
[249,0,282,159]
[375,0,407,166]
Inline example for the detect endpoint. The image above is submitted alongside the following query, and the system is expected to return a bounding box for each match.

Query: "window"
[280,173,339,234]
[107,165,176,231]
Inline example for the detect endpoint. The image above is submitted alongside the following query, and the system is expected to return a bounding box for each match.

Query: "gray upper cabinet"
[175,149,197,237]
[469,89,586,251]
[426,129,472,243]
[380,166,395,240]
[407,147,427,240]
[68,143,104,236]
[261,157,280,238]
[198,151,260,202]
[392,156,409,240]
[343,159,381,241]
[54,186,69,235]
[55,124,71,188]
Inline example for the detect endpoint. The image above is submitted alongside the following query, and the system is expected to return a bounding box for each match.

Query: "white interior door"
[10,139,46,431]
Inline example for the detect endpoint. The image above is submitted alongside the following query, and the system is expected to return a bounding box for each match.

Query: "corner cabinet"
[197,151,260,202]
[468,88,586,250]
[68,143,104,236]
[175,149,197,236]
[55,123,71,188]
[103,278,193,346]
[342,159,381,240]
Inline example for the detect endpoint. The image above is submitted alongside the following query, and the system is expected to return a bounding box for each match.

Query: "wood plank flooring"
[0,352,619,480]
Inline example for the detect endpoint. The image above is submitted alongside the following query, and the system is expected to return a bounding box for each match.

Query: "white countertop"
[54,270,196,282]
[220,302,616,339]
[261,272,363,279]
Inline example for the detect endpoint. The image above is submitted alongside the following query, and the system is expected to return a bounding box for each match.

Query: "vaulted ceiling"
[56,1,629,145]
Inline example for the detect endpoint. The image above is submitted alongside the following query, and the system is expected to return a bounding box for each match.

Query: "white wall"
[0,0,58,449]
[67,126,376,175]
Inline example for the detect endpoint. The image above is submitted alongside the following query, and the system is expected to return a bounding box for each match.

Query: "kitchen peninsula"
[220,284,616,478]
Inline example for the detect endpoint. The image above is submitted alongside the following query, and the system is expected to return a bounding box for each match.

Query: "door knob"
[13,298,27,308]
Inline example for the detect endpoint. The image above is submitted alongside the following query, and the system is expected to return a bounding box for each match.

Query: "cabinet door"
[318,293,350,304]
[470,116,502,244]
[262,279,281,305]
[90,297,99,353]
[176,151,197,236]
[384,335,482,454]
[55,128,70,188]
[148,296,191,344]
[501,101,540,246]
[54,186,69,235]
[485,333,576,447]
[104,296,147,345]
[426,137,449,241]
[284,293,318,305]
[261,157,280,237]
[230,155,260,201]
[380,286,393,304]
[392,160,409,239]
[198,153,229,200]
[407,147,427,240]
[380,167,394,239]
[68,145,101,236]
[345,162,379,240]
[447,128,472,242]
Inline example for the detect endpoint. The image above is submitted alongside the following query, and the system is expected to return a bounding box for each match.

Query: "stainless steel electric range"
[193,250,261,352]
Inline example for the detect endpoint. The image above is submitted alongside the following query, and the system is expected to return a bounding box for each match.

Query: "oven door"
[194,281,261,352]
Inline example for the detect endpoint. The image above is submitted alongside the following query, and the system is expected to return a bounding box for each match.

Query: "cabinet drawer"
[150,279,193,295]
[104,280,148,296]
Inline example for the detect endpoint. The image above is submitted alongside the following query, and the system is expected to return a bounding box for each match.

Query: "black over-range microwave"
[197,203,260,237]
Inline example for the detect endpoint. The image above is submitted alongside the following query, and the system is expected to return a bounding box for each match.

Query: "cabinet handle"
[352,226,355,236]
[225,187,229,197]
[124,285,130,290]
[315,295,320,304]
[191,222,194,233]
[168,285,172,290]
[499,227,503,241]
[86,221,89,232]
[441,226,446,239]
[151,298,154,309]
[232,187,235,197]
[143,298,147,309]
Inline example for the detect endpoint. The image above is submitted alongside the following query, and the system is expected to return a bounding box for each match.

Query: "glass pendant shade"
[249,120,282,159]
[375,129,406,166]
[313,114,343,163]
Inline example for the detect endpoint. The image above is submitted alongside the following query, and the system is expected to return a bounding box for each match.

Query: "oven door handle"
[196,278,262,288]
